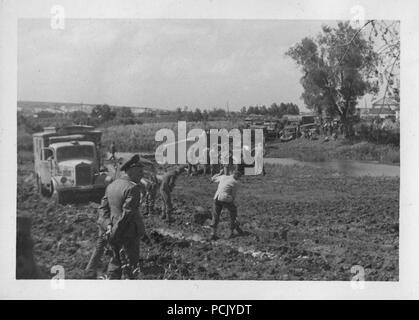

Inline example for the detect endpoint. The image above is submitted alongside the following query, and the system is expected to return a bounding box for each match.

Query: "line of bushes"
[353,122,400,147]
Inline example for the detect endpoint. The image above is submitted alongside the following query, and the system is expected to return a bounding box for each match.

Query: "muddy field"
[17,153,399,280]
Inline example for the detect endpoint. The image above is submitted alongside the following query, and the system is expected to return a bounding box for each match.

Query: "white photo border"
[1,0,416,299]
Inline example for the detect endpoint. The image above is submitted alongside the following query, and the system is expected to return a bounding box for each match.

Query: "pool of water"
[111,152,400,177]
[263,158,400,177]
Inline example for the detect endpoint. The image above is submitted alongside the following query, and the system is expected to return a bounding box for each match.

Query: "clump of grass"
[379,146,400,164]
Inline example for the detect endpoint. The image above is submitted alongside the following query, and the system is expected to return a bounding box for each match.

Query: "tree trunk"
[340,114,351,138]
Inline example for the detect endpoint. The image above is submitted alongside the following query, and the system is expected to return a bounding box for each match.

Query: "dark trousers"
[160,186,173,218]
[222,164,230,175]
[107,237,140,279]
[144,183,158,215]
[202,164,211,175]
[210,164,217,176]
[187,163,198,175]
[211,199,239,232]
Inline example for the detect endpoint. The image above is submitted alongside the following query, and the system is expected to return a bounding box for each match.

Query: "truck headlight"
[61,176,67,184]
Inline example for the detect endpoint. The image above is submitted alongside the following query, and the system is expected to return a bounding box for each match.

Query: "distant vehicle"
[263,120,281,139]
[244,114,265,128]
[249,123,268,138]
[32,125,111,204]
[300,123,319,139]
[282,114,301,126]
[280,125,299,142]
[301,115,316,125]
[299,123,319,132]
[244,117,254,128]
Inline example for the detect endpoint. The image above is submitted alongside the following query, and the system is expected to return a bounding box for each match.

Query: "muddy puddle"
[153,227,277,260]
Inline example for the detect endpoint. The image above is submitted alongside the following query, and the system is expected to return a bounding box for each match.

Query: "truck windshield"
[56,145,95,162]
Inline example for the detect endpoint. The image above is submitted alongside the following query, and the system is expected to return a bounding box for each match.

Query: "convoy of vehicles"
[245,113,320,142]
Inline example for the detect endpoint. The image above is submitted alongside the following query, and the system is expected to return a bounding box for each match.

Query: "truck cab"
[33,125,111,204]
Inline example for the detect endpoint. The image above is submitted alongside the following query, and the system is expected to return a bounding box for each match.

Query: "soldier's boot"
[84,269,98,279]
[210,223,219,240]
[132,263,141,279]
[108,268,122,280]
[119,249,134,280]
[229,221,244,239]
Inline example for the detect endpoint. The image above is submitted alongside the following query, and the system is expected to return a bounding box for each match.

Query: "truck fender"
[50,177,60,194]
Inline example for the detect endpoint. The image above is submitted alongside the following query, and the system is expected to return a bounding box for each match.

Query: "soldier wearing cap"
[96,154,147,279]
[159,166,186,222]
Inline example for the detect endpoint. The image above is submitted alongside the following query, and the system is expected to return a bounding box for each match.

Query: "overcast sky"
[18,19,334,111]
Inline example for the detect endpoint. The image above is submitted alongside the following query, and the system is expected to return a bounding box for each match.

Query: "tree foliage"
[287,21,377,125]
[91,104,115,122]
[366,20,400,102]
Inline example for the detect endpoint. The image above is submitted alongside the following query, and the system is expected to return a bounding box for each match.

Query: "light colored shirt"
[212,174,239,203]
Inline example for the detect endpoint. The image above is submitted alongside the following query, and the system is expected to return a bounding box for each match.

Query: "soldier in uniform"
[186,146,199,176]
[208,143,219,176]
[210,170,244,240]
[97,154,147,279]
[109,142,117,160]
[201,146,211,175]
[139,174,162,216]
[159,166,185,222]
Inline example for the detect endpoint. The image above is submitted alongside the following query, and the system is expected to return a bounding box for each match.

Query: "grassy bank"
[266,138,400,164]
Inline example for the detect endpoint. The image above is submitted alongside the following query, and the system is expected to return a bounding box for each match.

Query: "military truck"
[33,125,111,204]
[263,119,282,139]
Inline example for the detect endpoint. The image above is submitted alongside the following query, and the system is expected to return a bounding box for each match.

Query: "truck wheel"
[38,177,50,197]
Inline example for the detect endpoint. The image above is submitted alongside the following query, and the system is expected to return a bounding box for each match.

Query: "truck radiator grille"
[75,164,92,186]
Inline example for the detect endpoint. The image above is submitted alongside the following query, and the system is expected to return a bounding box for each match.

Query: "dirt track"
[17,156,399,280]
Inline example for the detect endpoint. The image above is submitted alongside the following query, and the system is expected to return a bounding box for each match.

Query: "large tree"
[287,21,377,135]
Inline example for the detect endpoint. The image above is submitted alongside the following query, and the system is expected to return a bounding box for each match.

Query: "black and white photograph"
[1,0,418,300]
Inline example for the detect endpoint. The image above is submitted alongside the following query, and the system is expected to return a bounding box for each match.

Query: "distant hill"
[17,100,168,115]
